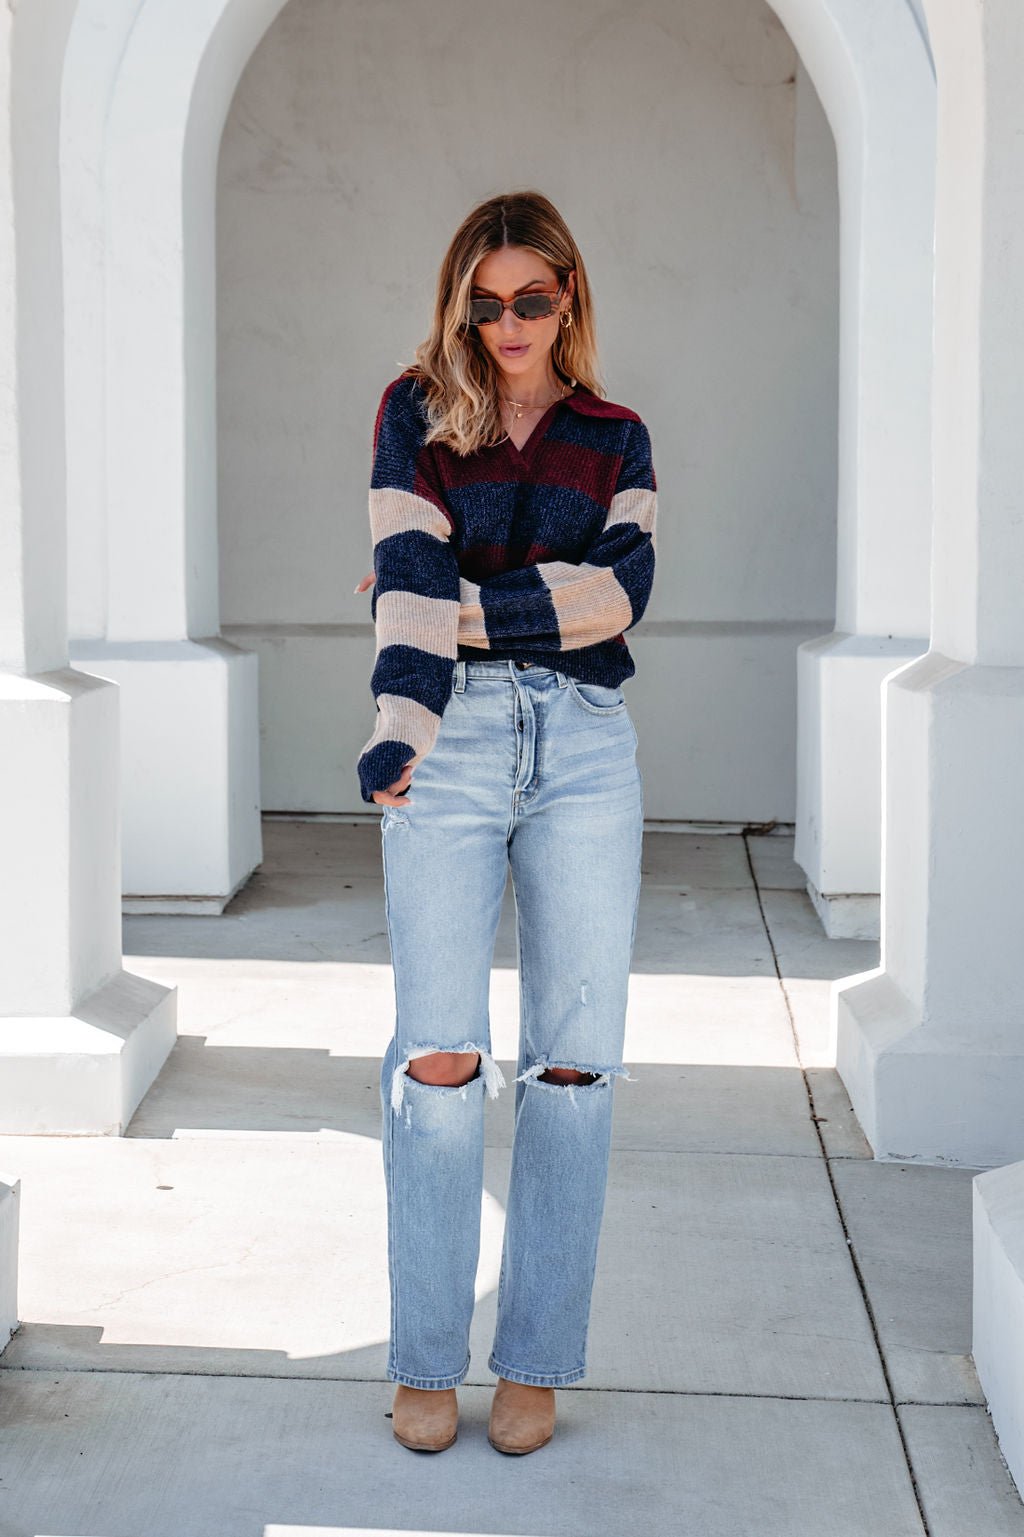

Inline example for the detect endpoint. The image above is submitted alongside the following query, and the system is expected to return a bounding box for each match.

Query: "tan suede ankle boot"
[391,1385,458,1452]
[488,1378,556,1454]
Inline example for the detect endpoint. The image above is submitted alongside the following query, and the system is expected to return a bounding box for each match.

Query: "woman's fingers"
[372,789,411,806]
[371,762,415,807]
[353,571,375,594]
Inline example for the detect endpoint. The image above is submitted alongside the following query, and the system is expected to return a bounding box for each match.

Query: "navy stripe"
[545,411,633,457]
[614,420,657,494]
[357,738,417,804]
[369,643,456,717]
[610,540,656,625]
[446,480,608,565]
[370,377,428,492]
[480,565,560,649]
[374,529,462,601]
[586,520,649,567]
[458,636,637,682]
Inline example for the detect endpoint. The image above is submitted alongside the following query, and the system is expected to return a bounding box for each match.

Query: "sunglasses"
[467,281,566,326]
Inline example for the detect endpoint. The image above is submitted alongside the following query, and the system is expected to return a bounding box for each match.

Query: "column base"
[795,631,926,939]
[835,651,1024,1167]
[69,638,262,913]
[0,969,176,1134]
[973,1163,1024,1494]
[805,878,879,942]
[835,969,1024,1167]
[0,1175,17,1354]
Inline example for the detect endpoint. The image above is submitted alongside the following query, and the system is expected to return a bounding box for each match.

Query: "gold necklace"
[500,383,570,419]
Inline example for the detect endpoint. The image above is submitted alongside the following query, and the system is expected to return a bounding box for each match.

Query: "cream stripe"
[374,590,460,660]
[370,487,452,546]
[358,693,444,764]
[606,486,657,532]
[456,578,490,649]
[548,564,635,647]
[606,487,657,550]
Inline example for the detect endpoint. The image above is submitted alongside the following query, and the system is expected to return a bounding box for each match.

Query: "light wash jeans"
[379,657,644,1389]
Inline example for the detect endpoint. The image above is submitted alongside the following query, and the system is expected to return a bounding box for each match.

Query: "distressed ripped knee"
[538,1066,599,1086]
[390,1043,506,1114]
[516,1057,635,1099]
[407,1050,481,1087]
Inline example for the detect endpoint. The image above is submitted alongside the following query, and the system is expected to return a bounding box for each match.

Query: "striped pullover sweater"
[356,369,657,803]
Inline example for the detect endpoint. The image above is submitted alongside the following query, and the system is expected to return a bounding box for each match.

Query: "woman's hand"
[371,762,414,806]
[354,572,375,594]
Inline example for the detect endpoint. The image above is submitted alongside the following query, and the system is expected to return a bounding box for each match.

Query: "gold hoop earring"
[560,309,573,329]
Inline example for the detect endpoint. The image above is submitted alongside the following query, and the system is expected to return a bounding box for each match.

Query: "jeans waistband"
[452,659,569,691]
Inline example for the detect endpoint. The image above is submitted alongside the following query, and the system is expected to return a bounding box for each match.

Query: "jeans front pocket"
[381,803,411,832]
[565,675,627,715]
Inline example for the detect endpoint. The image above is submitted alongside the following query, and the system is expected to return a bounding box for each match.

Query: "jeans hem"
[488,1355,586,1387]
[387,1363,469,1390]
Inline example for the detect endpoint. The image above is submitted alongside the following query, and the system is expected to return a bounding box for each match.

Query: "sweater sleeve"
[355,377,461,803]
[456,418,657,651]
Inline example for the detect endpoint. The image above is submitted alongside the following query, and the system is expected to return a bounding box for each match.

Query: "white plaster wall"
[216,0,839,818]
[904,0,934,72]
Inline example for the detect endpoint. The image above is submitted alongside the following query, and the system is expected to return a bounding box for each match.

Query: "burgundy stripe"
[532,438,619,503]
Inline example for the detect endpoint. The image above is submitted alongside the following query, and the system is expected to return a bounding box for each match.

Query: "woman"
[355,189,657,1455]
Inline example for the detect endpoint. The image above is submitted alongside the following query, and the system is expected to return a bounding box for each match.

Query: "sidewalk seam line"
[743,832,932,1537]
[0,1363,892,1403]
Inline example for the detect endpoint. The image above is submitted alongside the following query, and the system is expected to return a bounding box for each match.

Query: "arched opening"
[8,0,941,1156]
[59,0,937,927]
[213,0,841,824]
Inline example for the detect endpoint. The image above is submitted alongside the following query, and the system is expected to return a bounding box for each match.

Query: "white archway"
[58,0,938,920]
[768,0,936,942]
[0,0,967,1170]
[6,0,1024,1486]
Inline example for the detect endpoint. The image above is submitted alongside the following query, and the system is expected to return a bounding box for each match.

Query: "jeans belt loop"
[556,670,568,688]
[454,659,467,693]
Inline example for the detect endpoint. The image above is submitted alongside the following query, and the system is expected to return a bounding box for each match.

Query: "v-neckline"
[502,393,566,471]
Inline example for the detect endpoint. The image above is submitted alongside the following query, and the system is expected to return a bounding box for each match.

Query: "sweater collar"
[561,383,641,422]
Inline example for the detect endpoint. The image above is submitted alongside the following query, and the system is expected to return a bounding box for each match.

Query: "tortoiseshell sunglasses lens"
[468,290,561,325]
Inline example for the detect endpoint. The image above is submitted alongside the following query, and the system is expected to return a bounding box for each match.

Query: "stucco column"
[0,0,175,1136]
[880,0,1024,1496]
[835,0,1024,1167]
[767,0,936,941]
[63,0,289,910]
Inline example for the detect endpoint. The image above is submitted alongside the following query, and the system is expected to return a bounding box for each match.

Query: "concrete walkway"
[1,821,1022,1536]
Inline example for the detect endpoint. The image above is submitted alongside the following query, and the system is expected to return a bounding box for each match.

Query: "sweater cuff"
[357,738,417,804]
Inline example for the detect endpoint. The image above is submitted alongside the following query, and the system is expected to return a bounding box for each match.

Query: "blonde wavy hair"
[406,190,604,457]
